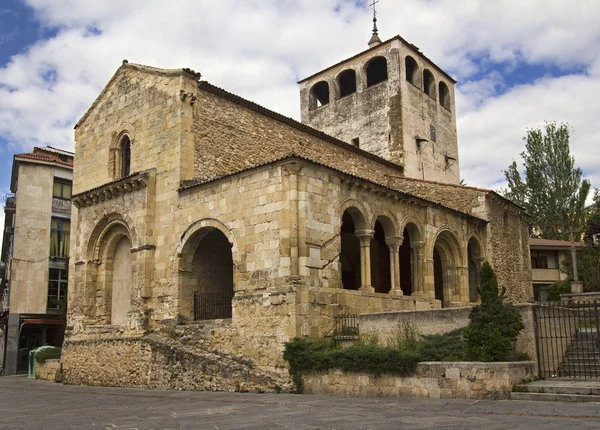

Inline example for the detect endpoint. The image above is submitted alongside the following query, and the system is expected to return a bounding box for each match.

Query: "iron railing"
[534,300,600,379]
[333,313,359,342]
[193,291,233,321]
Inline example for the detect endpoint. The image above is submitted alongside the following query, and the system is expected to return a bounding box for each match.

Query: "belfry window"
[120,135,131,178]
[405,56,418,86]
[423,69,436,99]
[439,81,451,111]
[366,56,388,87]
[310,81,330,109]
[338,69,357,97]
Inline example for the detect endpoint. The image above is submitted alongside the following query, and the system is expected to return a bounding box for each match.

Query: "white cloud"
[0,0,599,199]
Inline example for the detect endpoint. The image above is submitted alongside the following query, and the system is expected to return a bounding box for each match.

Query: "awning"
[22,319,64,326]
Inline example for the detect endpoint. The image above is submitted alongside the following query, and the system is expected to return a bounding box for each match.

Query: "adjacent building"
[530,238,584,302]
[1,146,73,375]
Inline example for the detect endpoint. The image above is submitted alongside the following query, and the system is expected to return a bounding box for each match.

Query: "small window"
[50,217,70,258]
[405,56,418,86]
[338,69,357,98]
[430,125,437,142]
[120,135,131,178]
[423,69,436,99]
[531,251,549,269]
[366,56,388,87]
[310,81,330,109]
[352,138,360,148]
[439,81,451,111]
[48,268,68,311]
[53,180,72,199]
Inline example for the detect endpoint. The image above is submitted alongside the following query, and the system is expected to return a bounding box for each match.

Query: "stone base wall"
[358,304,537,364]
[35,359,61,382]
[303,361,537,399]
[62,336,290,393]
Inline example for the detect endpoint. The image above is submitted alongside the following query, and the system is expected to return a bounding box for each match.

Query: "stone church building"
[62,33,532,388]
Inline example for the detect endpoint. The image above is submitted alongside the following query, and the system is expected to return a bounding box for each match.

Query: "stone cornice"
[72,171,151,208]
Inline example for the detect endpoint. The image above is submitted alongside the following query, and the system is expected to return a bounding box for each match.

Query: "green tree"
[585,189,600,241]
[502,122,591,240]
[462,261,524,361]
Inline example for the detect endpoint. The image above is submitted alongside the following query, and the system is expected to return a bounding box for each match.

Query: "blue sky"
[1,0,599,232]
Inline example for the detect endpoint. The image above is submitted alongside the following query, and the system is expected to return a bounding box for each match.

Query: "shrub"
[462,261,524,361]
[33,346,61,364]
[417,329,466,361]
[547,280,571,301]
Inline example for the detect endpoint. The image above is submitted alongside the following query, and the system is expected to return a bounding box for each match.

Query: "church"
[62,24,532,389]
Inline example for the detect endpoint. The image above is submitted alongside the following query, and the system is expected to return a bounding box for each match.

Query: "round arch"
[365,56,388,87]
[86,210,138,261]
[336,69,357,98]
[431,227,464,306]
[340,199,370,231]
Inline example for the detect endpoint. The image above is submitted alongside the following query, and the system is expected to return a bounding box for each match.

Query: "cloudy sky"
[1,0,599,231]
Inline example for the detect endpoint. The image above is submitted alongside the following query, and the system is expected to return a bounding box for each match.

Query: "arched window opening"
[111,236,132,325]
[432,230,462,308]
[468,238,482,302]
[338,69,357,98]
[366,56,388,87]
[399,228,413,295]
[439,81,451,111]
[423,69,436,99]
[181,228,234,321]
[405,56,419,86]
[120,135,131,178]
[371,220,391,294]
[311,81,330,109]
[340,210,361,290]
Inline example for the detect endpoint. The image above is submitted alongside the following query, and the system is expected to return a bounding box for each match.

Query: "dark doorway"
[341,211,361,290]
[399,228,413,295]
[372,220,391,293]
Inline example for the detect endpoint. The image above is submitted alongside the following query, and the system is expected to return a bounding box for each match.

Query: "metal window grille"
[333,313,359,342]
[193,291,233,321]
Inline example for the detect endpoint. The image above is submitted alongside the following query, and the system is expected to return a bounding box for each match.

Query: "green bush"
[462,261,524,361]
[33,346,61,364]
[547,280,571,301]
[283,337,420,393]
[418,329,466,361]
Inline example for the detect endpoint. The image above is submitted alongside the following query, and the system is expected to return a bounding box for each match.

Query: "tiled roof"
[529,238,585,249]
[15,151,73,168]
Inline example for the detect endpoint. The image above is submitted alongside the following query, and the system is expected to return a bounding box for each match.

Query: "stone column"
[282,162,303,277]
[411,241,431,297]
[356,229,375,293]
[387,236,404,296]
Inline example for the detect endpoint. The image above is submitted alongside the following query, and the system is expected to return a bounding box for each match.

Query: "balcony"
[531,268,563,282]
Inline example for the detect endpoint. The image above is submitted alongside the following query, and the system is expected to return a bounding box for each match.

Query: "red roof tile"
[15,151,73,168]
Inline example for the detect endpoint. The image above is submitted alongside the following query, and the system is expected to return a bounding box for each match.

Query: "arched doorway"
[180,227,234,321]
[468,237,482,302]
[340,209,363,290]
[399,223,421,296]
[111,236,132,325]
[432,230,462,307]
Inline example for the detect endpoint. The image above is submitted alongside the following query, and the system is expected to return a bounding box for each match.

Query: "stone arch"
[340,204,369,291]
[405,55,419,86]
[310,81,330,109]
[177,219,236,321]
[85,209,138,261]
[399,219,424,296]
[431,227,464,307]
[366,56,388,87]
[337,69,357,98]
[467,235,483,302]
[439,81,451,111]
[340,199,370,231]
[423,69,436,100]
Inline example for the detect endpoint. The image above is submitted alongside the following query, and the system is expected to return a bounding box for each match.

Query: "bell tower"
[297,14,460,184]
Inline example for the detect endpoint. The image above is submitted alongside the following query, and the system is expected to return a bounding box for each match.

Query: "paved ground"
[1,376,600,429]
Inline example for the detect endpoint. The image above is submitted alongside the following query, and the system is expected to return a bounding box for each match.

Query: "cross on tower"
[369,0,380,36]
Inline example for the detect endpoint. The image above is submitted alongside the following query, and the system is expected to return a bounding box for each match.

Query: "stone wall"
[35,359,60,381]
[358,304,538,365]
[62,336,289,392]
[302,361,537,399]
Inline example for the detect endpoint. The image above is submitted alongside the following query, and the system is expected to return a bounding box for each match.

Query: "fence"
[332,313,359,343]
[534,300,600,379]
[193,291,233,321]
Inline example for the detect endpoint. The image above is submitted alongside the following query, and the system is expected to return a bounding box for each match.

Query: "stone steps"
[511,380,600,402]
